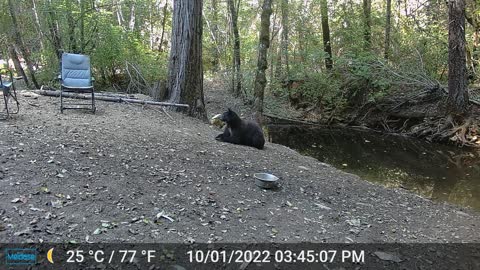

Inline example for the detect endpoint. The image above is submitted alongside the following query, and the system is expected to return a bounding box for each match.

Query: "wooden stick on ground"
[33,89,189,108]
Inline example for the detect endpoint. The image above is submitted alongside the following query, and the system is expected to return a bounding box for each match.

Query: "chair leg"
[9,87,19,114]
[3,93,9,119]
[60,89,64,113]
[91,91,96,113]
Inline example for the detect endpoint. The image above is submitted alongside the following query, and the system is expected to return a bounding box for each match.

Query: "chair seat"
[61,84,94,92]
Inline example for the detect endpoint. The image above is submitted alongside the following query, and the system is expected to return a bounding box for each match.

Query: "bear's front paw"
[215,134,223,141]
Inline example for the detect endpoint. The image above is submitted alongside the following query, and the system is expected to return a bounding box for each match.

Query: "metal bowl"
[254,173,279,189]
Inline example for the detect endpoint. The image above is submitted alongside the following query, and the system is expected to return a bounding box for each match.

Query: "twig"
[25,100,40,107]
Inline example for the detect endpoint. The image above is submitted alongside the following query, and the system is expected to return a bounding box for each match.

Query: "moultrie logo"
[5,248,37,266]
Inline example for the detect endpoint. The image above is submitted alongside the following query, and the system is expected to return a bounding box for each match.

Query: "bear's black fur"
[215,109,265,149]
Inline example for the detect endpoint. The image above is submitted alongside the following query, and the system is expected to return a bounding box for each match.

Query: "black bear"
[215,109,265,149]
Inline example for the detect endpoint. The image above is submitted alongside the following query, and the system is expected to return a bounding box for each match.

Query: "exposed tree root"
[347,87,480,148]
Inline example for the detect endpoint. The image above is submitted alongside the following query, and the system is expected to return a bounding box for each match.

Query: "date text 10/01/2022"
[187,249,365,264]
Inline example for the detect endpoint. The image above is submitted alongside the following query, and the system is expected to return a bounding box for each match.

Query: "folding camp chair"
[59,53,95,113]
[0,68,19,120]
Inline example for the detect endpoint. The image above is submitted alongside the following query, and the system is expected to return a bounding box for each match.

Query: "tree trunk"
[66,0,78,53]
[228,0,242,97]
[281,0,289,79]
[158,1,168,52]
[320,0,333,70]
[80,0,85,53]
[115,0,125,27]
[384,0,392,59]
[210,0,220,71]
[31,0,45,51]
[46,0,62,60]
[274,39,282,81]
[447,0,469,115]
[363,0,372,51]
[129,3,136,31]
[7,0,40,89]
[253,0,273,124]
[8,45,29,87]
[473,30,479,72]
[167,0,207,120]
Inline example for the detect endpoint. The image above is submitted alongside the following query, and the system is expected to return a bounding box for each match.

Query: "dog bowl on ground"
[254,173,279,189]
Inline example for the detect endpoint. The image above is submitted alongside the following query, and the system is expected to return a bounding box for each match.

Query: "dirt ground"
[0,82,479,244]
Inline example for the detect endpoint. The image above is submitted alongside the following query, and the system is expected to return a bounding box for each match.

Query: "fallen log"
[33,89,189,108]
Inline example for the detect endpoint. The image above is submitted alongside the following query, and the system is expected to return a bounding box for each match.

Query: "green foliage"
[0,0,171,92]
[0,0,467,104]
[293,72,341,104]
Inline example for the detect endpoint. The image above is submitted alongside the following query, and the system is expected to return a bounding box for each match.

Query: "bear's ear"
[227,108,232,113]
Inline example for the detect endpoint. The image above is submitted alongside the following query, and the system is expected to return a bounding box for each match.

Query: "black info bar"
[0,243,478,269]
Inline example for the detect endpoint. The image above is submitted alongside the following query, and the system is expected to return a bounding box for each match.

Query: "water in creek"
[267,125,480,211]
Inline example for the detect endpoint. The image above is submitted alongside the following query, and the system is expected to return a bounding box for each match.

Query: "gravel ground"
[0,83,479,244]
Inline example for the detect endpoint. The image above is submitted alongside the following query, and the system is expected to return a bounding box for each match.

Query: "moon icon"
[47,248,54,264]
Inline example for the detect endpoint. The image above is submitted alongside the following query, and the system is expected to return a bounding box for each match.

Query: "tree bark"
[46,0,62,60]
[8,45,29,86]
[31,0,45,51]
[447,0,469,115]
[210,0,220,71]
[115,0,125,27]
[384,0,392,59]
[228,0,242,97]
[167,0,207,120]
[129,3,136,31]
[363,0,372,51]
[66,0,78,53]
[158,1,168,52]
[253,0,273,124]
[281,0,289,79]
[465,0,480,74]
[80,0,86,53]
[320,0,333,70]
[7,0,40,89]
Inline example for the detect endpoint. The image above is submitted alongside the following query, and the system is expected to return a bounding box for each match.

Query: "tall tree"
[7,0,39,89]
[363,0,372,51]
[447,0,469,114]
[253,0,273,123]
[320,0,333,69]
[129,2,136,31]
[46,0,62,60]
[228,0,242,97]
[465,0,480,74]
[80,0,86,53]
[384,0,392,59]
[158,1,168,52]
[115,0,125,27]
[281,0,289,79]
[167,0,207,120]
[8,45,28,86]
[210,0,220,71]
[66,0,78,53]
[31,0,45,51]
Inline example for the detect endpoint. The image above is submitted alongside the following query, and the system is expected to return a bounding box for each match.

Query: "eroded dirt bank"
[0,90,479,244]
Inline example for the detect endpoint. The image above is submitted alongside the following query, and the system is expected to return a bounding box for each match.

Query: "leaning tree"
[167,0,207,120]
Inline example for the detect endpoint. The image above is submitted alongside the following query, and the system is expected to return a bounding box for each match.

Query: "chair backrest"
[61,53,91,87]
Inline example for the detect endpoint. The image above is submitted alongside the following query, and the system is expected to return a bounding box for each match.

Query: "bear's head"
[219,108,240,124]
